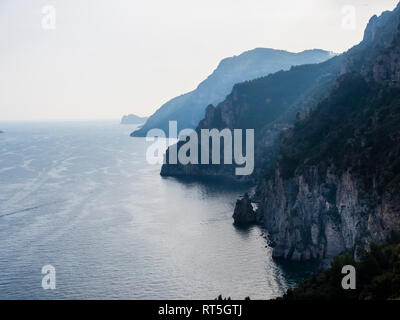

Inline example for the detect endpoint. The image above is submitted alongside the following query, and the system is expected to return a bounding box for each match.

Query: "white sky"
[0,0,399,121]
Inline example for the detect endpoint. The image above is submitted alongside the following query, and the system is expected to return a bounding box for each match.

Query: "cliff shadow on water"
[274,259,321,288]
[161,175,254,195]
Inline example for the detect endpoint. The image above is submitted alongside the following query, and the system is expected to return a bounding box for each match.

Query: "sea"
[0,120,316,299]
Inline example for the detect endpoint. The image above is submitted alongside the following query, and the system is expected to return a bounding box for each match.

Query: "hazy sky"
[0,0,399,121]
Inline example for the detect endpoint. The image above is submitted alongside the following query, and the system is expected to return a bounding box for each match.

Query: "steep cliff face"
[259,166,380,261]
[259,84,400,262]
[260,158,400,262]
[256,6,400,262]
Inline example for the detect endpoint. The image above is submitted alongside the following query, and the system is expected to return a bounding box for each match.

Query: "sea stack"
[232,193,258,226]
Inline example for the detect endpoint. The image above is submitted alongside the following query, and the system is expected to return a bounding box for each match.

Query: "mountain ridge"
[131,48,334,137]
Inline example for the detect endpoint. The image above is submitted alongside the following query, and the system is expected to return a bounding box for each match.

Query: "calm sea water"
[0,121,315,300]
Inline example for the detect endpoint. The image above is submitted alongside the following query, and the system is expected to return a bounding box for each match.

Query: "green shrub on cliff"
[281,238,400,300]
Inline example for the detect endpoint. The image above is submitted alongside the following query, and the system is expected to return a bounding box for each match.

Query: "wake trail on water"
[0,201,62,218]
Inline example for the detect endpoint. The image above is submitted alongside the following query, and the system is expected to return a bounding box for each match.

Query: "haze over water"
[0,121,314,299]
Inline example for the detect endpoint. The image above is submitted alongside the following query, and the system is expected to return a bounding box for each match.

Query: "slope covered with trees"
[281,238,400,300]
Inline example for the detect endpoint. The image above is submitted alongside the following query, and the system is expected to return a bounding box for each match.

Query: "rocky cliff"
[253,4,400,263]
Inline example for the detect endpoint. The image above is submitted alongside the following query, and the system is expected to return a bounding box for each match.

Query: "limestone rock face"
[257,166,391,263]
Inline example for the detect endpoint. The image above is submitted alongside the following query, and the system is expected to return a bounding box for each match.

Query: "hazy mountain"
[121,114,148,125]
[131,48,334,137]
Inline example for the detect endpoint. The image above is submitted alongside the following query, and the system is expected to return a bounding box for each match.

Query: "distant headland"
[121,114,148,125]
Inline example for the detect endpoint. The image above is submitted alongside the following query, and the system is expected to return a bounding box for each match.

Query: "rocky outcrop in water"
[232,194,260,226]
